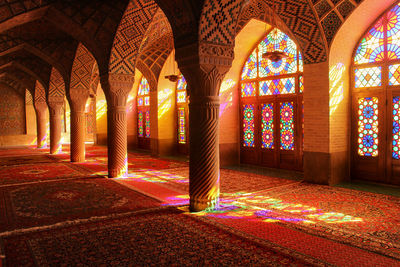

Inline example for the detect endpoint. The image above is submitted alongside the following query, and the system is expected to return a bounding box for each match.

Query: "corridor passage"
[0,145,399,266]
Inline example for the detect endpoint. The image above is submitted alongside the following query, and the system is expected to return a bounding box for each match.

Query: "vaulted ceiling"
[0,0,367,100]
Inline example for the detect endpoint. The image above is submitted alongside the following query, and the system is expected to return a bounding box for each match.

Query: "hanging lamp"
[262,0,288,62]
[165,49,181,82]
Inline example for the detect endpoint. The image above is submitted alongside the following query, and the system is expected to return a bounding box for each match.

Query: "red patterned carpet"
[0,163,94,186]
[0,145,400,266]
[2,208,321,266]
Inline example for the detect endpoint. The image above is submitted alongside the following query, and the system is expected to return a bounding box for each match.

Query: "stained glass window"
[258,29,297,77]
[145,110,150,138]
[354,67,382,88]
[259,78,295,95]
[243,104,255,147]
[241,82,256,97]
[177,76,187,103]
[138,111,144,137]
[358,97,378,157]
[354,17,385,64]
[387,4,400,60]
[241,49,258,80]
[393,97,400,159]
[389,64,400,85]
[261,103,274,149]
[138,76,150,139]
[239,27,302,162]
[176,76,188,146]
[299,75,304,93]
[138,77,150,96]
[280,102,295,150]
[178,108,186,144]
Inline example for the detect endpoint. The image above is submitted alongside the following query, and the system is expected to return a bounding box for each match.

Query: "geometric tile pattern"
[310,0,366,46]
[109,0,158,74]
[200,0,243,44]
[70,44,95,92]
[0,82,25,135]
[34,80,46,103]
[321,10,342,45]
[0,0,51,24]
[154,0,203,45]
[49,67,65,97]
[315,0,332,19]
[337,0,355,19]
[25,89,33,105]
[237,0,327,63]
[137,9,173,85]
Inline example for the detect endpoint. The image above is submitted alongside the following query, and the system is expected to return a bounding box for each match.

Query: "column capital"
[69,87,90,112]
[175,42,234,97]
[34,100,47,112]
[100,73,134,106]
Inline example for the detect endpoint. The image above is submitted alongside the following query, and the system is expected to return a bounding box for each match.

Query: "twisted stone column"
[101,73,134,178]
[69,93,89,162]
[189,96,220,211]
[70,109,87,162]
[176,42,233,211]
[107,105,128,177]
[34,101,48,148]
[48,98,64,154]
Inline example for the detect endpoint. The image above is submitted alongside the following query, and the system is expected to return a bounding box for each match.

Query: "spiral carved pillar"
[189,96,221,211]
[48,99,64,154]
[101,73,134,178]
[176,41,233,211]
[70,110,86,162]
[34,101,48,148]
[107,105,128,177]
[69,94,89,163]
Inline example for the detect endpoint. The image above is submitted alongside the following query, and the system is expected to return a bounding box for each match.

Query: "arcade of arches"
[1,0,400,264]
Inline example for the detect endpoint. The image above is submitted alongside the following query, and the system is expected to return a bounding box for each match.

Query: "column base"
[71,156,85,163]
[189,196,219,212]
[108,168,128,178]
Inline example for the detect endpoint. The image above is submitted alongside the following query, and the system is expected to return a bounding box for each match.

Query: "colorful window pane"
[258,29,297,77]
[358,97,379,157]
[299,75,304,93]
[259,78,295,96]
[261,103,274,149]
[177,76,187,91]
[241,82,256,97]
[138,111,144,137]
[354,17,385,64]
[144,96,150,106]
[138,77,150,96]
[387,4,400,60]
[178,107,186,144]
[354,67,382,88]
[145,110,150,138]
[241,49,257,80]
[298,53,303,72]
[138,97,143,106]
[280,102,294,150]
[389,64,400,85]
[243,104,255,147]
[393,96,400,159]
[177,91,186,103]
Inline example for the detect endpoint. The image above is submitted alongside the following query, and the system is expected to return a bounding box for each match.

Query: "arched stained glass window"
[137,76,150,149]
[240,28,303,171]
[176,75,189,154]
[352,2,400,184]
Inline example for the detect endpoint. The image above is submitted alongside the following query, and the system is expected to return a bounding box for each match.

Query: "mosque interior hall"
[0,0,400,265]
